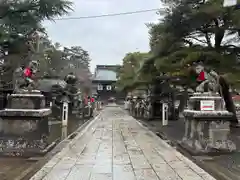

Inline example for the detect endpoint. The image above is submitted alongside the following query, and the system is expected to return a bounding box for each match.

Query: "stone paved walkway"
[30,105,216,180]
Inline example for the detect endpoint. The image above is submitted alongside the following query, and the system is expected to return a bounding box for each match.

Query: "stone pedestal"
[181,92,236,155]
[0,90,52,156]
[124,100,130,110]
[130,97,137,116]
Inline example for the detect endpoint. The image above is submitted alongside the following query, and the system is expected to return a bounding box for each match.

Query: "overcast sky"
[43,0,161,72]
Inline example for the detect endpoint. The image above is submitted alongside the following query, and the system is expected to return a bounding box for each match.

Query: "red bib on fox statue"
[197,71,205,82]
[18,61,39,90]
[195,64,206,83]
[188,63,206,84]
[23,67,33,78]
[23,61,38,80]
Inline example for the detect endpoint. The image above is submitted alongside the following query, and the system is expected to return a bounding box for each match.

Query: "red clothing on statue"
[197,71,205,81]
[23,67,32,78]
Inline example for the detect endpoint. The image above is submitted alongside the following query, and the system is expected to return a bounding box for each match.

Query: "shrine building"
[92,65,125,101]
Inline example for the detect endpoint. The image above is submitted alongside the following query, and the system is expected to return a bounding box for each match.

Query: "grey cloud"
[43,0,162,72]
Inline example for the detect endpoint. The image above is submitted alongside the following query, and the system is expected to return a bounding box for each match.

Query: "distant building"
[92,65,125,101]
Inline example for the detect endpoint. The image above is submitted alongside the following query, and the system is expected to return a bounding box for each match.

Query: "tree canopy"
[116,52,153,91]
[117,0,240,91]
[0,0,92,92]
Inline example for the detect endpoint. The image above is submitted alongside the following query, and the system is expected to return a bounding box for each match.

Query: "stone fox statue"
[15,61,39,90]
[191,63,238,126]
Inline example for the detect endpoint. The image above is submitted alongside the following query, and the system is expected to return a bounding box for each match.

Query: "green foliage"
[0,0,73,52]
[39,42,92,81]
[0,0,72,64]
[145,0,240,86]
[119,0,240,90]
[64,46,91,69]
[116,52,153,91]
[0,0,92,93]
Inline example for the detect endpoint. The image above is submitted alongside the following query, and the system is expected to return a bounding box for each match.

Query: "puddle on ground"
[46,117,87,144]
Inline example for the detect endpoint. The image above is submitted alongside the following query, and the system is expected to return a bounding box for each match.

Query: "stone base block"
[0,117,50,157]
[0,118,49,136]
[181,113,236,155]
[179,139,236,156]
[0,137,53,157]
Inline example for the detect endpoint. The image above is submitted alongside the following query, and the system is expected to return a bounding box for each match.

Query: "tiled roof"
[94,69,117,81]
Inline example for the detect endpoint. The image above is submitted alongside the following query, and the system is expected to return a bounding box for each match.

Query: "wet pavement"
[30,104,215,180]
[0,158,33,180]
[138,117,240,180]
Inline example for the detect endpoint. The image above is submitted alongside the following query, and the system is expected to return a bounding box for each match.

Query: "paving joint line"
[89,116,106,179]
[119,107,207,179]
[64,120,102,180]
[129,122,174,180]
[111,113,114,180]
[30,111,103,180]
[119,121,138,180]
[132,111,216,180]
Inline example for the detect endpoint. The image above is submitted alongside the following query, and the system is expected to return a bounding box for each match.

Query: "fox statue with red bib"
[190,62,239,127]
[14,61,39,91]
[193,62,219,93]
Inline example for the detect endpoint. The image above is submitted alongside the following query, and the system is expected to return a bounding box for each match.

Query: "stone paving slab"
[30,106,216,180]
